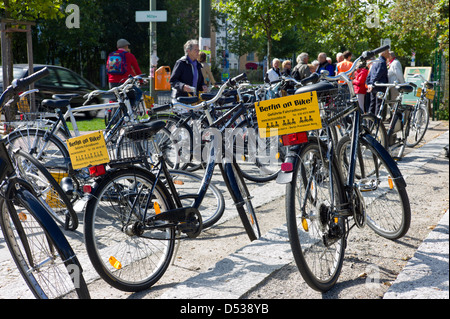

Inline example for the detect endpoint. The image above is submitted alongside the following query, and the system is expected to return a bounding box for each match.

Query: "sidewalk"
[384,209,449,299]
[157,129,450,299]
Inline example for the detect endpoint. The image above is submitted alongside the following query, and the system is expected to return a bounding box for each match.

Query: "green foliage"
[0,0,64,20]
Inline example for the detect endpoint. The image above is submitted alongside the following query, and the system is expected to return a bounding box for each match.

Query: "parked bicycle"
[363,81,419,159]
[83,74,261,292]
[0,68,90,299]
[276,45,411,292]
[405,73,438,147]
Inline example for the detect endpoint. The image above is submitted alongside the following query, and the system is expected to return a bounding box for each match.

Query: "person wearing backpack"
[107,39,142,88]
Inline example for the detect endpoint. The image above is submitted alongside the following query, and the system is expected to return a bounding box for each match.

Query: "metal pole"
[199,0,211,51]
[149,0,156,102]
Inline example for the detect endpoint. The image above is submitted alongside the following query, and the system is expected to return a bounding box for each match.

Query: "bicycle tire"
[337,134,411,239]
[405,103,429,148]
[285,140,346,292]
[219,162,261,241]
[12,149,78,231]
[5,128,70,164]
[167,169,225,229]
[146,113,194,170]
[0,179,89,299]
[84,166,176,292]
[361,113,388,149]
[235,116,283,183]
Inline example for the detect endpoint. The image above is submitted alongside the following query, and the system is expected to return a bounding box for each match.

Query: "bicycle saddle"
[395,83,414,94]
[41,99,71,109]
[124,121,166,140]
[52,93,79,100]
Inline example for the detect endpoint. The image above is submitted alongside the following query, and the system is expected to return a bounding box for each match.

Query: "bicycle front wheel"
[84,166,176,292]
[0,180,89,299]
[338,135,411,239]
[286,140,346,292]
[220,162,261,241]
[12,149,78,231]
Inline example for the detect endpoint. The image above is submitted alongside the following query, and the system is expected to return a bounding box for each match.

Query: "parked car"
[0,64,103,118]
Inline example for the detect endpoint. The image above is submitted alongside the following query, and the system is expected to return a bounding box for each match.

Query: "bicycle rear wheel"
[0,180,89,299]
[5,128,69,165]
[84,166,176,292]
[406,103,429,147]
[286,140,346,292]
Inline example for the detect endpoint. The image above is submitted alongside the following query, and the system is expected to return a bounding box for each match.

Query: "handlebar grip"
[372,44,390,55]
[12,67,50,90]
[151,103,172,113]
[228,73,247,86]
[409,82,417,88]
[300,72,319,85]
[361,44,390,60]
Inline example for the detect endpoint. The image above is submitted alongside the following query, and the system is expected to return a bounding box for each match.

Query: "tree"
[215,0,324,68]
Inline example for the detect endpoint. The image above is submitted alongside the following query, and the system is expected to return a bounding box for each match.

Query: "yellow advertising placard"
[66,131,110,170]
[254,91,322,138]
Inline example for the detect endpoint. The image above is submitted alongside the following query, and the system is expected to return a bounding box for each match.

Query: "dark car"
[0,64,103,118]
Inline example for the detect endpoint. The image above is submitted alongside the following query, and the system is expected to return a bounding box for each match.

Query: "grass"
[66,118,106,131]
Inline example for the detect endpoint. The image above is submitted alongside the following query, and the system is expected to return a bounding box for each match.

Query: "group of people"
[105,38,404,119]
[266,48,405,116]
[106,38,217,101]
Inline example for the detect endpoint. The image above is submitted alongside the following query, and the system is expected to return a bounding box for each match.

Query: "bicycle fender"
[276,145,301,184]
[361,133,407,189]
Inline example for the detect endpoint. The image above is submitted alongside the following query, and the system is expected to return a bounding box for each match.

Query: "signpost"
[135,6,167,103]
[135,10,167,22]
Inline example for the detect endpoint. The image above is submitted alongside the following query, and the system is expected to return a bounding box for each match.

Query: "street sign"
[135,10,167,22]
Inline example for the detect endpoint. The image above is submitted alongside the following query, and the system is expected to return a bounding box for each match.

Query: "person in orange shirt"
[336,51,353,83]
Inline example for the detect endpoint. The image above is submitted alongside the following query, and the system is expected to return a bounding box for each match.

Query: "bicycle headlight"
[376,91,385,99]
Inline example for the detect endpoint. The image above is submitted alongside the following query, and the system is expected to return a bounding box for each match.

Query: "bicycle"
[5,75,165,202]
[405,73,437,147]
[83,74,261,292]
[363,81,418,159]
[276,45,410,292]
[0,68,90,299]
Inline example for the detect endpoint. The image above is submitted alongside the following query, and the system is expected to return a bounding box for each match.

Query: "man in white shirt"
[265,58,281,83]
[387,51,405,101]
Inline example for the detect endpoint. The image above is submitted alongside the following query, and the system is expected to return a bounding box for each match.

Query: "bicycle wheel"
[361,113,388,149]
[166,169,225,229]
[406,103,429,147]
[337,135,411,239]
[235,116,284,182]
[220,162,261,241]
[5,128,70,166]
[147,113,194,170]
[12,149,78,231]
[0,180,89,299]
[84,166,176,292]
[286,140,346,292]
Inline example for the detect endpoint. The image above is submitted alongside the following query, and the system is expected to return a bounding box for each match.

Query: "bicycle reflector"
[281,132,308,146]
[89,164,106,177]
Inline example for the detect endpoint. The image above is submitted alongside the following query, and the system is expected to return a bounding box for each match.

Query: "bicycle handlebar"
[0,67,50,108]
[164,73,248,112]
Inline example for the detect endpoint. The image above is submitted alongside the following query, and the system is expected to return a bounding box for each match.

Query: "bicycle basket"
[106,124,157,166]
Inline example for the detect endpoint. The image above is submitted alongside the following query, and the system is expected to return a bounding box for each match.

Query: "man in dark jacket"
[170,39,207,100]
[366,49,389,115]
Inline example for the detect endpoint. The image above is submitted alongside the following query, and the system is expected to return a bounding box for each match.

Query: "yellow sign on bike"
[66,131,110,169]
[254,91,322,138]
